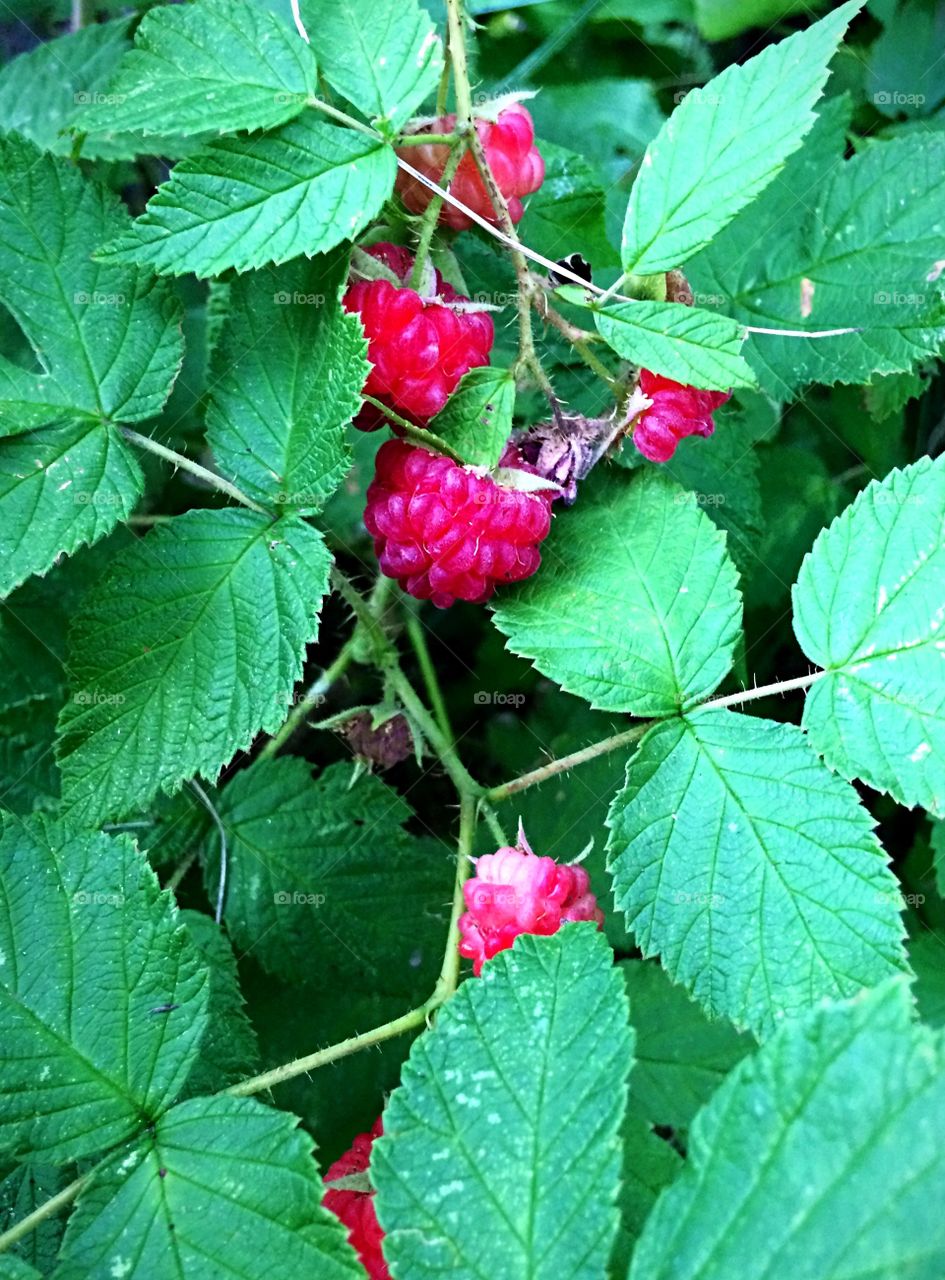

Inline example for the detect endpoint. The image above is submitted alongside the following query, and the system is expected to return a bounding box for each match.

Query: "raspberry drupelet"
[323,1117,390,1280]
[396,104,544,229]
[633,370,731,464]
[363,440,554,608]
[458,827,604,975]
[343,243,494,429]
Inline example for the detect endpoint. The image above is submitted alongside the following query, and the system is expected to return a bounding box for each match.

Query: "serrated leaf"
[373,927,633,1280]
[622,960,752,1130]
[302,0,442,130]
[629,979,945,1280]
[0,814,209,1164]
[208,757,452,994]
[56,508,332,825]
[429,366,516,468]
[0,1163,65,1275]
[521,141,619,268]
[179,911,259,1095]
[594,301,755,390]
[206,251,367,512]
[691,127,945,394]
[0,421,143,599]
[79,0,318,139]
[54,1095,362,1280]
[97,117,396,278]
[611,1115,682,1278]
[0,136,183,432]
[793,455,945,816]
[620,1,859,274]
[492,468,742,715]
[607,708,907,1036]
[0,1259,42,1280]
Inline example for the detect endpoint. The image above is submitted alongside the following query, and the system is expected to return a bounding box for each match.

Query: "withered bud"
[665,270,694,306]
[341,711,413,770]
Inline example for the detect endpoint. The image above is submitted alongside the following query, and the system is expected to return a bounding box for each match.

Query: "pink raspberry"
[343,243,494,430]
[363,440,554,608]
[458,827,604,975]
[633,370,731,464]
[323,1117,389,1280]
[396,104,544,229]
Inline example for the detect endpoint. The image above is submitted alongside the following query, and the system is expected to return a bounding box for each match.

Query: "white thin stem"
[189,780,228,924]
[290,0,310,42]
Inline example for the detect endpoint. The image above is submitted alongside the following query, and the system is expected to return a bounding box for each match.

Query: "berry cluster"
[633,370,731,464]
[343,243,494,429]
[396,103,545,228]
[323,1117,389,1280]
[458,827,604,975]
[364,439,554,608]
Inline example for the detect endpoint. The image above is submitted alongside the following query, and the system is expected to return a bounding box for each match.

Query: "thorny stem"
[408,137,468,288]
[445,0,474,126]
[404,609,454,742]
[258,638,360,761]
[120,429,268,516]
[0,1173,90,1253]
[485,670,827,803]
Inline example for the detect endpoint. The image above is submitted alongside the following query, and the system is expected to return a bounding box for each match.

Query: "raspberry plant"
[0,0,944,1276]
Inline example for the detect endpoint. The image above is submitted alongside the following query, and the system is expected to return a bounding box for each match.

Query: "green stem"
[404,609,453,742]
[478,799,509,848]
[409,138,468,288]
[258,640,360,761]
[225,1002,436,1097]
[435,791,476,999]
[446,0,474,125]
[397,132,459,147]
[120,429,268,516]
[0,1172,89,1254]
[361,396,466,464]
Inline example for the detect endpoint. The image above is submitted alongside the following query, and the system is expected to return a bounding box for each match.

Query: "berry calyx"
[343,243,494,430]
[458,827,604,975]
[633,370,732,464]
[364,440,554,608]
[323,1117,390,1280]
[396,104,544,229]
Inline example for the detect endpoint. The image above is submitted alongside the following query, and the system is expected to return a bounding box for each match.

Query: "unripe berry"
[633,371,731,464]
[458,827,604,975]
[396,104,544,229]
[364,440,554,608]
[343,243,494,429]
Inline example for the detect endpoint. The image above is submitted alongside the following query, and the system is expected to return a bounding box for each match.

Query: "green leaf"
[793,455,945,816]
[429,366,516,468]
[622,960,752,1130]
[620,2,859,274]
[607,708,908,1036]
[206,252,367,513]
[0,422,143,599]
[521,142,619,269]
[0,814,209,1164]
[0,1259,42,1280]
[208,757,452,993]
[594,301,755,390]
[492,468,742,715]
[0,136,183,432]
[693,0,829,41]
[302,0,443,130]
[611,1116,682,1279]
[179,911,259,1096]
[56,508,332,825]
[867,0,945,120]
[373,927,633,1280]
[691,124,945,393]
[629,979,945,1280]
[79,0,318,139]
[97,117,397,278]
[0,1163,65,1275]
[0,702,61,815]
[54,1095,362,1279]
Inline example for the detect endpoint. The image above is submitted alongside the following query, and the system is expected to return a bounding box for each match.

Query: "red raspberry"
[458,827,604,976]
[363,440,553,608]
[633,371,731,464]
[396,104,544,229]
[323,1117,389,1280]
[343,243,494,429]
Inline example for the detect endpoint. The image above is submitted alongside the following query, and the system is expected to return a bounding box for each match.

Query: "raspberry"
[458,827,604,976]
[343,243,494,429]
[633,371,731,464]
[363,440,554,608]
[323,1117,390,1280]
[396,104,544,230]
